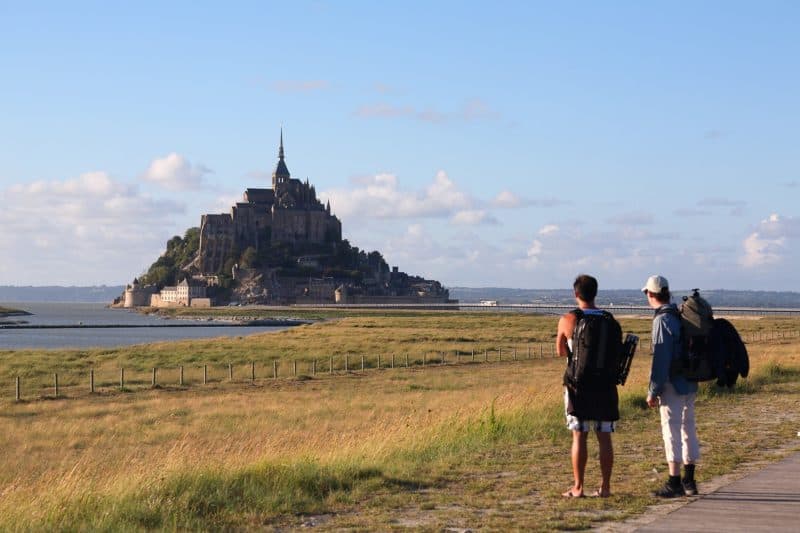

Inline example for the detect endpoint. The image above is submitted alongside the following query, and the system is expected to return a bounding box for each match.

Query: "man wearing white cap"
[643,275,700,497]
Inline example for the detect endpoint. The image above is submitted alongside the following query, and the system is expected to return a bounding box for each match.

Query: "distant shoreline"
[0,307,32,317]
[0,307,32,325]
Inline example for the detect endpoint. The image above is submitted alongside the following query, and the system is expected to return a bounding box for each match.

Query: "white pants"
[658,382,700,464]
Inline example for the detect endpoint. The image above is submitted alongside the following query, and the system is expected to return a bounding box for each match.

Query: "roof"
[273,158,290,177]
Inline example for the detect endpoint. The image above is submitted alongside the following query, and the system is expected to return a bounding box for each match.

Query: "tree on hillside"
[139,227,200,287]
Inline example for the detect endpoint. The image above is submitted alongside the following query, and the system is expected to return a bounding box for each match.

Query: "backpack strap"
[655,305,680,318]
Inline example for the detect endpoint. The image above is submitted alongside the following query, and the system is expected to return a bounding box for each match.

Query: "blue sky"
[1,1,798,290]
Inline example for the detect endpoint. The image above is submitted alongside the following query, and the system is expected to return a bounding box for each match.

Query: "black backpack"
[564,309,623,388]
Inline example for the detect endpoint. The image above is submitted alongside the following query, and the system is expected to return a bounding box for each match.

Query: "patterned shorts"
[564,389,616,433]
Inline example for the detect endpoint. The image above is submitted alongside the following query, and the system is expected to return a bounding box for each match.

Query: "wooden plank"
[637,452,800,532]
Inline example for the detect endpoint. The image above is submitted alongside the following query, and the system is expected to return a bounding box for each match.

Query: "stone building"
[123,278,159,308]
[151,278,207,307]
[198,132,342,274]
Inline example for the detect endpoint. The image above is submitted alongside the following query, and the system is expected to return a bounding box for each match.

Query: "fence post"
[499,348,502,362]
[377,354,381,369]
[330,356,334,374]
[527,345,531,359]
[54,373,59,398]
[152,367,157,387]
[15,376,20,402]
[361,355,365,371]
[203,364,207,385]
[90,368,95,393]
[251,361,255,382]
[513,348,517,361]
[405,354,409,367]
[120,368,125,390]
[391,354,395,368]
[293,360,297,376]
[180,365,184,386]
[228,363,233,381]
[312,360,316,376]
[273,361,278,379]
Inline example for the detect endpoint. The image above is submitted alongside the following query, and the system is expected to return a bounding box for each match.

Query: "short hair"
[573,274,598,302]
[649,288,671,304]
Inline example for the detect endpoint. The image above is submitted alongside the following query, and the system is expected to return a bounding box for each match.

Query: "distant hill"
[449,287,800,308]
[0,286,125,303]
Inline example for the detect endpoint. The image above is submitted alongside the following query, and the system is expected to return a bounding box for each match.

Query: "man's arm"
[556,313,575,357]
[647,316,673,406]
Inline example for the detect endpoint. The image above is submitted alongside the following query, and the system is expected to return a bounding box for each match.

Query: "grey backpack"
[673,289,715,382]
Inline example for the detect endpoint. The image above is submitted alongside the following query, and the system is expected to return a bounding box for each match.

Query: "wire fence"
[6,329,799,403]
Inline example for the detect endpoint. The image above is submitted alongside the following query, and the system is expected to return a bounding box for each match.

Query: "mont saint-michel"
[117,133,452,308]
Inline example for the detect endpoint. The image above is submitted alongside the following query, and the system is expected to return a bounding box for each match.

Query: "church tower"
[272,129,291,192]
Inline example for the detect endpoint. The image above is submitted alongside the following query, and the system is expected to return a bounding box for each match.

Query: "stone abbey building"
[198,132,342,274]
[116,132,453,307]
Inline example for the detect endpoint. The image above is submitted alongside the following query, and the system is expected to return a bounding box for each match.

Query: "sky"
[0,1,798,291]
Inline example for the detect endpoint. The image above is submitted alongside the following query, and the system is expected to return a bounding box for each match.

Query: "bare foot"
[562,488,584,497]
[590,489,610,498]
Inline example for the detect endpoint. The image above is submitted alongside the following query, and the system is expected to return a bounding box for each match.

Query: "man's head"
[573,274,598,304]
[642,275,670,305]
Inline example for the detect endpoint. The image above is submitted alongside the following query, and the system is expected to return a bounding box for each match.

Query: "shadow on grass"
[700,362,800,399]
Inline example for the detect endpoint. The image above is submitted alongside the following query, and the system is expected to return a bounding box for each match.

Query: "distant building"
[197,131,342,274]
[123,278,158,308]
[151,279,208,307]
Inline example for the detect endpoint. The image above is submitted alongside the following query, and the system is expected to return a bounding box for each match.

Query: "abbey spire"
[272,128,291,190]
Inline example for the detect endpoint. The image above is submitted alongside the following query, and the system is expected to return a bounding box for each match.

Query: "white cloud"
[492,190,521,208]
[491,190,566,209]
[739,213,798,268]
[451,209,498,226]
[0,172,186,285]
[518,239,544,268]
[141,153,212,191]
[538,224,559,236]
[740,233,785,268]
[321,170,473,220]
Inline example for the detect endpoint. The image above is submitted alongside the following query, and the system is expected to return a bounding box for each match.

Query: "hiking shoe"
[654,482,685,498]
[682,479,698,496]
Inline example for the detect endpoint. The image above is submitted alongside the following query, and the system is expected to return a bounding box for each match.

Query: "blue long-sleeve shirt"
[649,303,698,396]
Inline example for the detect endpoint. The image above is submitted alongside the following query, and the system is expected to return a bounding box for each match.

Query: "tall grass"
[1,313,799,530]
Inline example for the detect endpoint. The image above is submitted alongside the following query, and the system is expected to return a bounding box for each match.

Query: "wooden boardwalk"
[635,451,800,532]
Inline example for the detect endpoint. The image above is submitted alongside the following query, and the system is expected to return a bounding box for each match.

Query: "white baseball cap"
[642,275,669,293]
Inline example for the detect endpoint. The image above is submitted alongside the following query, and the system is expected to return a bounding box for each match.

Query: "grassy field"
[1,312,799,530]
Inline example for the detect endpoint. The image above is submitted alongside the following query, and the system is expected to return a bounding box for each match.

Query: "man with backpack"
[643,275,700,497]
[557,274,622,498]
